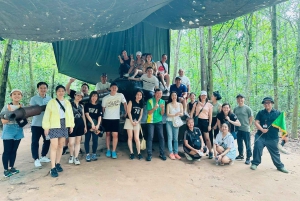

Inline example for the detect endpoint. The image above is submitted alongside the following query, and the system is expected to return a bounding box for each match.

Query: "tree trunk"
[28,42,35,97]
[0,39,13,110]
[291,16,300,139]
[271,5,278,109]
[207,26,213,98]
[173,30,183,80]
[51,68,56,98]
[244,14,253,103]
[199,26,207,91]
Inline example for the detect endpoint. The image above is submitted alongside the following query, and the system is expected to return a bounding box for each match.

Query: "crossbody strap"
[196,102,206,117]
[56,98,65,112]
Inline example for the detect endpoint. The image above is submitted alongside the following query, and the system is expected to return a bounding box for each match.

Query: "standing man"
[30,82,52,167]
[146,89,167,161]
[102,83,127,159]
[251,97,288,173]
[156,54,170,92]
[170,77,188,116]
[96,73,111,94]
[174,69,191,93]
[66,78,89,98]
[233,94,253,165]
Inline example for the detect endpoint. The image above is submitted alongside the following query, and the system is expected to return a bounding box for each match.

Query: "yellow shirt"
[42,99,75,129]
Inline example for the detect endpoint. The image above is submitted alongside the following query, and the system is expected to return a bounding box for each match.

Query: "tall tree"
[207,26,213,97]
[28,41,35,97]
[244,14,253,103]
[199,26,207,90]
[270,5,278,109]
[173,30,183,80]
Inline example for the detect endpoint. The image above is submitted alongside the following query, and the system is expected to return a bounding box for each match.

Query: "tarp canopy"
[0,0,286,42]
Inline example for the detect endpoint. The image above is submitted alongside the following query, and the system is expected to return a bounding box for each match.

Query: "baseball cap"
[200,91,207,96]
[136,51,142,56]
[101,73,107,77]
[236,94,245,98]
[75,91,84,97]
[10,89,23,95]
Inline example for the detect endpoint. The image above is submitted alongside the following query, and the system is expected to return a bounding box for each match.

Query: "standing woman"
[214,122,236,165]
[210,91,222,142]
[124,90,144,160]
[187,92,197,117]
[166,92,183,160]
[42,85,74,178]
[68,91,87,165]
[191,91,213,159]
[84,91,102,162]
[1,89,24,177]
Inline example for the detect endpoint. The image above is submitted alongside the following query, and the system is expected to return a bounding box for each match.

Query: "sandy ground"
[0,126,299,201]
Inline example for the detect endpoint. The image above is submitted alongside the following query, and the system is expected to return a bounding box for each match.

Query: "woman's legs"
[74,136,81,158]
[91,132,98,154]
[172,126,179,154]
[84,131,92,154]
[2,140,13,170]
[56,137,65,165]
[127,129,133,154]
[165,121,173,154]
[50,138,58,168]
[216,145,224,154]
[164,74,170,88]
[133,129,140,154]
[203,132,212,153]
[9,140,21,168]
[68,137,75,156]
[221,156,231,164]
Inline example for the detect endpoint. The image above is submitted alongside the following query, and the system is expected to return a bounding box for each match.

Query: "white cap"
[136,51,142,56]
[200,91,207,96]
[75,91,84,97]
[10,89,23,95]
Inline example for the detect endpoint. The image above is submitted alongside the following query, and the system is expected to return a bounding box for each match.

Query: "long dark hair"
[168,91,179,103]
[219,103,233,119]
[133,89,144,106]
[89,91,99,104]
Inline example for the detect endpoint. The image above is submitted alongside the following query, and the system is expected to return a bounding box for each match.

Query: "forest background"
[0,1,299,138]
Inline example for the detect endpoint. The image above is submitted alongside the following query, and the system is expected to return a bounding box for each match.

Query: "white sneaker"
[34,159,42,167]
[74,157,80,165]
[40,156,51,163]
[68,156,74,164]
[123,73,129,77]
[184,153,193,161]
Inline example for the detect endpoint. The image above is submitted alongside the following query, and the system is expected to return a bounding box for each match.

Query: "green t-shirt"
[146,98,165,123]
[233,104,253,132]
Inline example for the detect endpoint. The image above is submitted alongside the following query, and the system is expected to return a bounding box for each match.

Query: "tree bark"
[271,5,278,109]
[51,68,56,98]
[207,26,213,98]
[0,39,13,110]
[199,26,207,90]
[244,14,253,103]
[173,30,182,80]
[28,42,35,97]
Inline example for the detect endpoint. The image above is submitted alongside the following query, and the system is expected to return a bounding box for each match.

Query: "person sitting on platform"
[124,51,145,78]
[183,118,205,161]
[174,69,191,94]
[170,77,188,116]
[156,54,170,92]
[118,50,133,78]
[143,54,157,75]
[128,67,159,101]
[96,73,111,95]
[66,78,89,98]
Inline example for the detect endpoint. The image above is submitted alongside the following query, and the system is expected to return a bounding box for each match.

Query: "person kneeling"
[183,118,205,161]
[214,122,236,165]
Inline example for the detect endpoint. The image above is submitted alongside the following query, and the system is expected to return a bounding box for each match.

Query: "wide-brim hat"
[261,97,274,104]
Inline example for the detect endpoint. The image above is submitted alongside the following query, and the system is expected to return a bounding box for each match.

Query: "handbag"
[173,116,183,127]
[193,102,206,125]
[140,126,146,150]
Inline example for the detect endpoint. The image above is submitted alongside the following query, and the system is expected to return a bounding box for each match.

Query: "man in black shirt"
[66,78,89,98]
[251,97,288,173]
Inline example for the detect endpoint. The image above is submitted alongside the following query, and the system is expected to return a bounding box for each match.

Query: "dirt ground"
[0,126,299,201]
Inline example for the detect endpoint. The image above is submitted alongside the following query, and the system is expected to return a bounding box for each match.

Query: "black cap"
[110,82,118,87]
[236,94,245,98]
[175,76,181,80]
[261,97,274,104]
[101,73,107,77]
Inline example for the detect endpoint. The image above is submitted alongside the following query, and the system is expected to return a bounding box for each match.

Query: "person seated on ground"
[66,78,89,98]
[188,92,197,117]
[216,103,241,139]
[174,69,191,94]
[129,67,159,101]
[96,73,111,95]
[124,51,145,78]
[143,54,157,75]
[183,118,205,161]
[118,50,133,78]
[156,54,170,92]
[170,77,188,116]
[214,122,236,165]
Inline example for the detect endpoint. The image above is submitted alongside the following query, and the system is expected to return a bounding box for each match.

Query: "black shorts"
[102,119,120,132]
[198,118,209,133]
[69,119,84,137]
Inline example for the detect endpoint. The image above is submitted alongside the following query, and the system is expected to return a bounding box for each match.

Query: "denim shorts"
[1,124,24,140]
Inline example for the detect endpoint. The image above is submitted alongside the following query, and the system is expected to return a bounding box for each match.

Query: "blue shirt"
[170,84,187,97]
[30,94,51,127]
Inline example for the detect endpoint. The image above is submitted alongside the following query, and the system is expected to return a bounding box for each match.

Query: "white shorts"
[123,118,140,130]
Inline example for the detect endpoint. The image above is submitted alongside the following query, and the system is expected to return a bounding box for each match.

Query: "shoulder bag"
[140,126,146,150]
[193,102,206,125]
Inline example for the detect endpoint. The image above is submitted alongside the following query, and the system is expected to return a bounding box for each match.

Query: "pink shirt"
[195,102,212,119]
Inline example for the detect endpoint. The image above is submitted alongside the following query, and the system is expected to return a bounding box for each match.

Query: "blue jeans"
[84,131,98,154]
[146,122,165,156]
[166,121,179,154]
[237,130,252,159]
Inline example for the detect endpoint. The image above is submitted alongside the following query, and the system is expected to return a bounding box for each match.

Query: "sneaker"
[169,153,175,160]
[129,76,135,79]
[106,150,112,157]
[184,153,193,161]
[250,164,257,170]
[146,155,152,161]
[86,154,91,162]
[277,167,289,173]
[91,153,98,161]
[34,159,42,167]
[208,152,213,159]
[74,157,80,165]
[112,151,117,159]
[9,168,20,175]
[235,155,244,161]
[245,158,250,165]
[55,163,63,172]
[123,73,129,77]
[3,170,12,178]
[68,156,74,164]
[40,156,51,163]
[194,158,201,161]
[129,153,135,160]
[138,153,143,160]
[174,153,181,160]
[50,168,58,178]
[159,154,167,161]
[62,146,68,155]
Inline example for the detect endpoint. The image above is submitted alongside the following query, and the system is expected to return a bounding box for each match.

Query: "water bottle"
[215,157,219,166]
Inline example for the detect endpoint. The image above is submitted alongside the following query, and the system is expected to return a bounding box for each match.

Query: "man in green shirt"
[146,89,166,161]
